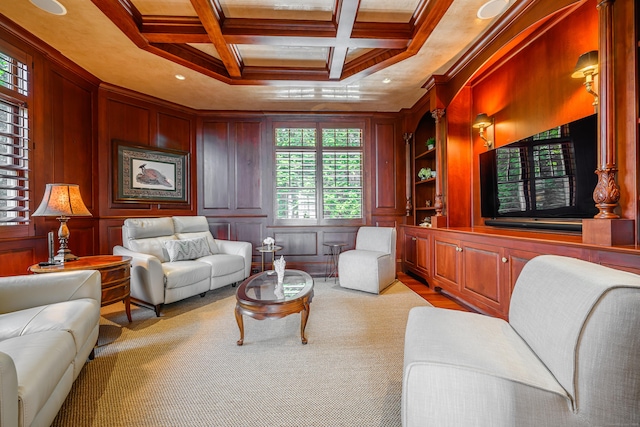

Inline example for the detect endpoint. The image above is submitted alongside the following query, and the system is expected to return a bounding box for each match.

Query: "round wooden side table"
[29,255,133,322]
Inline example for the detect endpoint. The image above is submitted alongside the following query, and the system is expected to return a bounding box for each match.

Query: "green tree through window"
[275,125,363,222]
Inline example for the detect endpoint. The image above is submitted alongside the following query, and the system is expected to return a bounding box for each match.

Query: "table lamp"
[32,183,92,262]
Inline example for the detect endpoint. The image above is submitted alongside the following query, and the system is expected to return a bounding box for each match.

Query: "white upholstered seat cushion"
[198,254,245,277]
[403,307,572,426]
[162,261,211,290]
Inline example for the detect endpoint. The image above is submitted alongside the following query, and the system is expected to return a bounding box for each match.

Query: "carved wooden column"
[582,0,634,245]
[593,0,619,218]
[404,132,413,218]
[431,108,447,227]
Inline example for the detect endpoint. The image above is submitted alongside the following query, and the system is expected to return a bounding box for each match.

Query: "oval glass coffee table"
[235,269,314,345]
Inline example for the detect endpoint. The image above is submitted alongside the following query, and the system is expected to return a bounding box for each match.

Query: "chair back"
[509,255,640,425]
[173,216,219,254]
[355,226,396,257]
[121,217,175,262]
[172,216,209,233]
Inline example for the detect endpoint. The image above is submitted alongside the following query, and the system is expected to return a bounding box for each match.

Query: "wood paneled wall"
[471,0,598,145]
[95,86,198,255]
[4,0,633,277]
[197,113,405,274]
[0,15,407,275]
[0,22,101,274]
[468,0,599,227]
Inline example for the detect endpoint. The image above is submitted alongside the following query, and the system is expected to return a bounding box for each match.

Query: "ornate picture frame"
[113,140,189,203]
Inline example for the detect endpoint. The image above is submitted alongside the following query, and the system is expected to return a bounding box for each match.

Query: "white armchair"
[114,216,251,316]
[402,255,640,426]
[338,226,397,294]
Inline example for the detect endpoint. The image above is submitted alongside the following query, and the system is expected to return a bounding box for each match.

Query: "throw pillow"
[164,237,212,262]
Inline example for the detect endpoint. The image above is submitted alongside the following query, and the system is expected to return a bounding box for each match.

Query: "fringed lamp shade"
[32,183,91,262]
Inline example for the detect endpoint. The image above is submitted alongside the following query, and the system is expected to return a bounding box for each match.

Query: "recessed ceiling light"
[477,0,509,20]
[175,74,186,80]
[29,0,67,15]
[382,78,391,84]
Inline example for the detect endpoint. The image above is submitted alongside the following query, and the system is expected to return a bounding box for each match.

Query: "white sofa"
[338,226,397,294]
[402,255,640,427]
[113,216,251,316]
[0,270,101,427]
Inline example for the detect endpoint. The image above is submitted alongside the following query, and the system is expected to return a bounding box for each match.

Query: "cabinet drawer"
[100,264,130,285]
[101,277,130,305]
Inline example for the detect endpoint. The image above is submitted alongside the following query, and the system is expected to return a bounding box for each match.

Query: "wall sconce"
[571,50,598,110]
[472,113,493,148]
[32,183,92,262]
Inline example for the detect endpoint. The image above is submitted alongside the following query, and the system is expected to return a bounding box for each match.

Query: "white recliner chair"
[338,226,397,294]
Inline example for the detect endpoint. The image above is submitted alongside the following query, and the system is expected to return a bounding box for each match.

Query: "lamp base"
[54,218,79,262]
[54,248,79,263]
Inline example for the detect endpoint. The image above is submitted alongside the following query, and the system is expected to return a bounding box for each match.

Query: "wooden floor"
[398,271,472,312]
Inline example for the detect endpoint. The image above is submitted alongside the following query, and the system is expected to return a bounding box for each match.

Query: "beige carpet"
[52,279,430,426]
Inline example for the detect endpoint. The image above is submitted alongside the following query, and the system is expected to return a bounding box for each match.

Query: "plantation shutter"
[0,44,31,225]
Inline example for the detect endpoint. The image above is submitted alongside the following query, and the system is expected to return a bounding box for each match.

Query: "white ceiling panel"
[218,0,334,20]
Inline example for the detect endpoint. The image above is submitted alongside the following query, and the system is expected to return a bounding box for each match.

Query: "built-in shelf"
[415,148,436,160]
[416,178,436,185]
[412,113,437,224]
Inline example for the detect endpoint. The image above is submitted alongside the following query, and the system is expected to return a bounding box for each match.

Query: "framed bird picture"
[113,140,189,203]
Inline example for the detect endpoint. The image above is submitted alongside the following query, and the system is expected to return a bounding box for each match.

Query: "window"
[275,123,363,223]
[0,46,31,227]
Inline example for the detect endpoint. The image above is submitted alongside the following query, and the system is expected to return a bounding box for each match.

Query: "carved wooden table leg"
[300,300,310,344]
[124,295,132,323]
[235,304,244,346]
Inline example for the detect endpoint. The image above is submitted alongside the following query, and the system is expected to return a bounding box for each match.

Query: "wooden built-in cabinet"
[400,225,640,319]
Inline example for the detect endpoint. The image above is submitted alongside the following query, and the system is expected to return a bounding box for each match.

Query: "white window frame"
[274,121,364,226]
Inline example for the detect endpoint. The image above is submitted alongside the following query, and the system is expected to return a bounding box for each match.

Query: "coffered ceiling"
[0,0,512,111]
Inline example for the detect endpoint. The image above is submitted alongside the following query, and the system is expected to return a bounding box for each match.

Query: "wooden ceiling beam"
[150,43,232,80]
[91,0,148,48]
[141,16,411,49]
[92,0,452,83]
[408,0,454,54]
[189,0,242,78]
[141,16,210,43]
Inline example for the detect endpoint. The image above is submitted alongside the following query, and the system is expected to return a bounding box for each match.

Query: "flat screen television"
[479,114,598,232]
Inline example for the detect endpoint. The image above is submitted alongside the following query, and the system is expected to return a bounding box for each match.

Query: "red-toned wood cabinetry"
[404,227,430,276]
[432,235,506,317]
[432,235,461,292]
[400,225,640,319]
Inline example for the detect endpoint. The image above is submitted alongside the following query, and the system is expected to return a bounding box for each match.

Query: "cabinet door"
[433,236,461,291]
[460,241,503,317]
[403,231,417,269]
[594,251,640,276]
[503,248,540,294]
[416,234,429,274]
